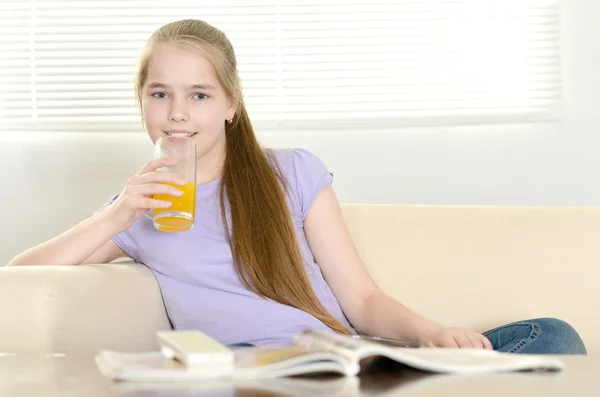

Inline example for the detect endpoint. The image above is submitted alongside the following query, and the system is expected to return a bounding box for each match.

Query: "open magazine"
[95,329,565,382]
[106,375,362,397]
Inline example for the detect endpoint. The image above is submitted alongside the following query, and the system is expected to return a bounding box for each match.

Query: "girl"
[9,19,586,354]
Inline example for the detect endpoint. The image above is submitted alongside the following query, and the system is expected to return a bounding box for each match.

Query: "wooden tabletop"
[0,353,597,397]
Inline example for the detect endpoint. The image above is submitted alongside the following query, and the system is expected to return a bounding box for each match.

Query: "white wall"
[1,0,599,265]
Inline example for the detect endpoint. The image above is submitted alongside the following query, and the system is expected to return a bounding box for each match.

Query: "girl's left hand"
[420,327,493,349]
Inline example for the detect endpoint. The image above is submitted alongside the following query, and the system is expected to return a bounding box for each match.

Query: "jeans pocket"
[507,323,541,353]
[484,321,541,353]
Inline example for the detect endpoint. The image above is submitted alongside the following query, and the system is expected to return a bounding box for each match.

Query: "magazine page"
[292,330,366,361]
[375,347,566,375]
[235,376,360,397]
[233,345,358,378]
[107,374,361,397]
[96,346,358,382]
[293,330,566,375]
[95,351,211,382]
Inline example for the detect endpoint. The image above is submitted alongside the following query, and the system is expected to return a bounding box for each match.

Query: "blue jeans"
[228,343,255,348]
[483,317,587,355]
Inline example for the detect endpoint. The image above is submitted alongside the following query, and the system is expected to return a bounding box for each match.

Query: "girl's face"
[141,43,236,159]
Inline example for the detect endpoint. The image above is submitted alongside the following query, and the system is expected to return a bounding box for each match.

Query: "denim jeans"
[228,342,255,348]
[483,317,587,355]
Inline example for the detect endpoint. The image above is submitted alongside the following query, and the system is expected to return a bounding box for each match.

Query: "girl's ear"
[140,107,146,131]
[227,89,239,120]
[138,89,145,128]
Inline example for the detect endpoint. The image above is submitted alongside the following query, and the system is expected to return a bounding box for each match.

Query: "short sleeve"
[94,194,143,263]
[289,149,334,220]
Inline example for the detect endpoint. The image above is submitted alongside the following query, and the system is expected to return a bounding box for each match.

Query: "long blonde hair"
[135,19,349,335]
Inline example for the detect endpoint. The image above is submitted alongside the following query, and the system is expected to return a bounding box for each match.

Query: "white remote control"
[157,330,234,370]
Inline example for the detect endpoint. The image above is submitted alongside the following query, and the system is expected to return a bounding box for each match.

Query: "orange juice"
[152,181,196,232]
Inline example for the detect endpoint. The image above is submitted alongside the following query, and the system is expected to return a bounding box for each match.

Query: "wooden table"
[0,353,597,396]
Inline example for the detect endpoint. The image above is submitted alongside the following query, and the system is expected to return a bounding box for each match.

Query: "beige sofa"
[1,204,599,355]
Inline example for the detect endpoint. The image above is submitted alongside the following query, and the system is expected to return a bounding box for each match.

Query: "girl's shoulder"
[266,148,333,220]
[266,148,331,181]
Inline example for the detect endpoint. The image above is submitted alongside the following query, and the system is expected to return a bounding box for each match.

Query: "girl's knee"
[535,317,578,336]
[532,317,587,355]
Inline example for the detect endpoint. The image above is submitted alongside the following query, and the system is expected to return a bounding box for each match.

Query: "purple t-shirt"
[99,148,352,346]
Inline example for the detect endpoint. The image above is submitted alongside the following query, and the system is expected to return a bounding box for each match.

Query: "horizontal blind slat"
[0,0,562,132]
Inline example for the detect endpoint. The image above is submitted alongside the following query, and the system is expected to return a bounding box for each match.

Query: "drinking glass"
[152,135,196,232]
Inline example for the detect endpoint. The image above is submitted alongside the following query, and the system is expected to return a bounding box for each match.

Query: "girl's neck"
[195,137,226,185]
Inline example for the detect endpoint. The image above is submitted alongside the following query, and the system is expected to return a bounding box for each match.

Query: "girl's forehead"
[145,43,219,87]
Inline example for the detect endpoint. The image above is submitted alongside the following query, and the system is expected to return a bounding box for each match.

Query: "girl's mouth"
[165,131,197,137]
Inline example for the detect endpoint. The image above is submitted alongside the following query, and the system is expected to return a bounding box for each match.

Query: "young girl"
[9,19,586,354]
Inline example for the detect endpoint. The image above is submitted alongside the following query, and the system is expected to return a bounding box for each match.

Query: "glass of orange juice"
[152,135,196,232]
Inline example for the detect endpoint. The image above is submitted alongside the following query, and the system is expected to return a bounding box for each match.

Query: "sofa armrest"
[0,262,171,353]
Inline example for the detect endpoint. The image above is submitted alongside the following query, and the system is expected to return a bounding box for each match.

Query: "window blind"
[0,0,561,132]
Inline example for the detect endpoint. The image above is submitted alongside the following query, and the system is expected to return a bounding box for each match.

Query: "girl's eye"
[152,92,168,99]
[194,93,208,100]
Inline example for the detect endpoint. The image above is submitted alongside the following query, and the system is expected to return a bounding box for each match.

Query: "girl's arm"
[8,210,127,266]
[8,157,182,266]
[304,185,491,349]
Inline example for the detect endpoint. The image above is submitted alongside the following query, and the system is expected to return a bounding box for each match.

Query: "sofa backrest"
[342,204,600,353]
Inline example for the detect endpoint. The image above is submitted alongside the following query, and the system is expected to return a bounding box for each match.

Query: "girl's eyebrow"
[146,82,216,90]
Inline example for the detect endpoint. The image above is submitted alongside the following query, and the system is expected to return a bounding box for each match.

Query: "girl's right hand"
[104,157,186,233]
[419,327,493,350]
